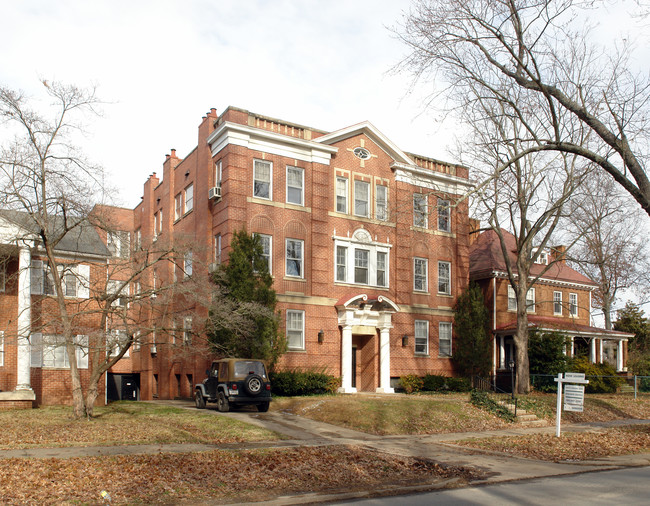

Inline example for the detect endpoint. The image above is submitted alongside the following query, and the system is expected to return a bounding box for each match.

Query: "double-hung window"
[376,251,387,287]
[414,258,428,292]
[174,193,182,220]
[415,320,429,355]
[413,194,427,228]
[255,234,272,273]
[376,184,387,221]
[554,291,563,315]
[214,234,222,265]
[286,166,304,205]
[438,261,451,295]
[184,251,193,278]
[336,176,348,213]
[0,331,4,366]
[569,293,578,317]
[183,317,192,345]
[184,184,194,213]
[354,249,369,284]
[254,160,272,199]
[214,159,222,188]
[439,322,452,357]
[508,285,535,312]
[437,199,451,232]
[286,310,305,350]
[336,246,347,282]
[286,239,303,278]
[354,180,370,217]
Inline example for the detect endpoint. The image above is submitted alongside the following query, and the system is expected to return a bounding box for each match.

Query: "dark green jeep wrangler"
[194,358,271,412]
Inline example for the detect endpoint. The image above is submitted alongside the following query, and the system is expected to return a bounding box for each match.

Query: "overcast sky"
[3,0,463,207]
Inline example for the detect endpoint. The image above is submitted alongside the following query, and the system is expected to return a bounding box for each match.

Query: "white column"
[617,340,624,372]
[376,327,394,393]
[590,338,596,363]
[16,246,33,392]
[499,336,505,369]
[338,325,356,393]
[570,336,575,357]
[599,339,603,364]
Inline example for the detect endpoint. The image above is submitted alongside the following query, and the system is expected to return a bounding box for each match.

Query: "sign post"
[554,372,589,437]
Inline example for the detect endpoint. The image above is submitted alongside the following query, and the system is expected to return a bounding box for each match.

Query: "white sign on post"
[554,372,589,437]
[564,384,585,412]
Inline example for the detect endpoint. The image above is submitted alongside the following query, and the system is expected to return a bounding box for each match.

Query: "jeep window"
[219,362,228,380]
[234,361,267,379]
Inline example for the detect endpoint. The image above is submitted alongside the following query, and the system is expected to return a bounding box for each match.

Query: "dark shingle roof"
[0,209,110,257]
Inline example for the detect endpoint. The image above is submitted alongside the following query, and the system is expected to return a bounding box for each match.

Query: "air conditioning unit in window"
[208,186,222,201]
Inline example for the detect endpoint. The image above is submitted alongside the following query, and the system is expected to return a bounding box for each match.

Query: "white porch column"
[338,325,356,393]
[499,336,505,369]
[599,339,603,364]
[16,246,33,392]
[617,340,624,372]
[376,327,394,393]
[590,338,596,363]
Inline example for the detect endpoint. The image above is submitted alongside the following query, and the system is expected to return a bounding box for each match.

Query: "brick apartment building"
[123,106,473,400]
[469,228,632,388]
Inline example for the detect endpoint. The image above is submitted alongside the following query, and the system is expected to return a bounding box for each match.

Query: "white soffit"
[207,121,338,165]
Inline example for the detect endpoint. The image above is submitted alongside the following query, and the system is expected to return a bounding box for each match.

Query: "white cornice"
[392,162,474,194]
[207,121,338,165]
[489,270,597,291]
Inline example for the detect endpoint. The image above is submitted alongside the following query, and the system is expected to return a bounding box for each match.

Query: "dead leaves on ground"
[455,424,650,462]
[0,446,483,505]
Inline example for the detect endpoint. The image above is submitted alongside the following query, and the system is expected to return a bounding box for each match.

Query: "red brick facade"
[127,107,472,398]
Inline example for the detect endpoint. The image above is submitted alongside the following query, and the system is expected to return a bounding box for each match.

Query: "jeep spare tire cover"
[245,374,263,396]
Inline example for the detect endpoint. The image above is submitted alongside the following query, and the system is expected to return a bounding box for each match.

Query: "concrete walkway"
[2,399,649,503]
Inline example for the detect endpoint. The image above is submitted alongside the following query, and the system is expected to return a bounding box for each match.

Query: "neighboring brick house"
[0,210,114,409]
[125,106,473,400]
[469,228,633,386]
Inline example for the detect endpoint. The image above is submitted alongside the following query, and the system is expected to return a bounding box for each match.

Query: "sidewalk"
[2,400,649,503]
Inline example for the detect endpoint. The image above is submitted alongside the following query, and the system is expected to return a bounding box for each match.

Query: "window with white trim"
[286,166,304,206]
[413,193,427,228]
[569,293,578,317]
[0,261,5,293]
[108,279,129,307]
[107,231,130,258]
[333,230,390,287]
[376,251,387,287]
[439,322,452,357]
[183,317,192,345]
[255,233,272,273]
[437,199,451,232]
[254,160,272,199]
[184,184,194,213]
[438,261,451,294]
[30,261,89,298]
[508,285,535,312]
[133,229,141,250]
[354,180,370,217]
[0,331,4,367]
[336,246,347,282]
[214,159,222,188]
[215,234,222,265]
[376,184,387,221]
[184,251,193,278]
[354,249,369,284]
[554,291,563,315]
[415,320,429,355]
[414,257,428,292]
[174,193,182,220]
[286,309,305,350]
[108,330,129,358]
[31,334,88,369]
[336,176,348,213]
[286,239,303,278]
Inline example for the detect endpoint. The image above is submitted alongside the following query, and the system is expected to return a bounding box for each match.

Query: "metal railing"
[474,376,518,416]
[531,374,650,398]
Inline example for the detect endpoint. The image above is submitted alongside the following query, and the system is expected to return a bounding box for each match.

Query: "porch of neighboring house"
[491,318,633,392]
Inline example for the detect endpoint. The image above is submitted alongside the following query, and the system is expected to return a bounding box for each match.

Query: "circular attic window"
[353,147,371,160]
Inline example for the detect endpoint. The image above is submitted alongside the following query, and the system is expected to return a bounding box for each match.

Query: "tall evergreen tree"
[452,282,492,380]
[206,229,286,366]
[614,302,650,375]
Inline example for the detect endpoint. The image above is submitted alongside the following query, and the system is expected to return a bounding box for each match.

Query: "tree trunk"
[513,280,531,394]
[84,383,100,418]
[602,294,613,330]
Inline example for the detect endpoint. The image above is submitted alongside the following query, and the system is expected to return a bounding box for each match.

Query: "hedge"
[269,369,340,396]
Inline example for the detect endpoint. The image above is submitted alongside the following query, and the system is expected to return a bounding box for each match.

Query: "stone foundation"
[0,390,35,410]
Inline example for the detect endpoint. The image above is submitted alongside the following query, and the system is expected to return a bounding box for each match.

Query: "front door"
[351,346,357,389]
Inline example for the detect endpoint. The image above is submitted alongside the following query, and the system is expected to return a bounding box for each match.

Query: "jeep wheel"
[194,389,206,409]
[257,402,270,413]
[244,374,263,396]
[217,392,230,412]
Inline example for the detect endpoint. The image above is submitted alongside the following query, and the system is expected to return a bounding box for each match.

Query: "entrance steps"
[498,401,548,427]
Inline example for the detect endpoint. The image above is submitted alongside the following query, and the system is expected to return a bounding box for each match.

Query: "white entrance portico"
[336,294,399,393]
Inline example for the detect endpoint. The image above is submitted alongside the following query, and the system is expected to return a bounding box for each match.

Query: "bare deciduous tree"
[395,0,650,216]
[567,172,650,329]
